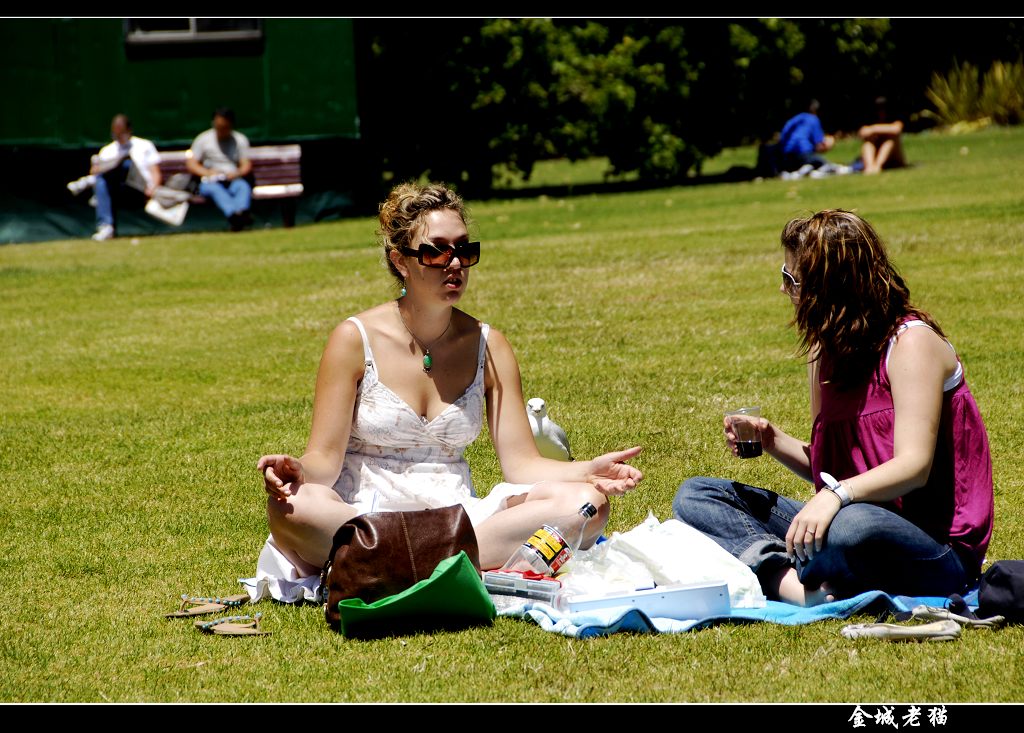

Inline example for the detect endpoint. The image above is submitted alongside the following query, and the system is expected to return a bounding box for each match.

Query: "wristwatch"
[820,472,852,508]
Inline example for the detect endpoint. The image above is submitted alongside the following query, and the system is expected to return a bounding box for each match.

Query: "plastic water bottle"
[500,503,598,576]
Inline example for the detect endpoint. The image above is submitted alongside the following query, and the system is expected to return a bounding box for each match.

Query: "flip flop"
[165,593,250,618]
[194,613,269,636]
[840,619,961,642]
[907,604,1006,629]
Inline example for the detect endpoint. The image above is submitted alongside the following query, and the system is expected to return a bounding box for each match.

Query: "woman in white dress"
[254,182,643,600]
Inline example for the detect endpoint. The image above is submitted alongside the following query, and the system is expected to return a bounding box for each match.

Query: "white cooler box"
[558,581,730,620]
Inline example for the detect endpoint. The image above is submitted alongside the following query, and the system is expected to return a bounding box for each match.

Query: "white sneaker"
[92,224,115,241]
[67,175,96,196]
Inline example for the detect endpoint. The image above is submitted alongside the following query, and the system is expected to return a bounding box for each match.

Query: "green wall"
[0,18,359,148]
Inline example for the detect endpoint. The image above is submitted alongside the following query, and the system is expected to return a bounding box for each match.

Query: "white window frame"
[124,18,263,45]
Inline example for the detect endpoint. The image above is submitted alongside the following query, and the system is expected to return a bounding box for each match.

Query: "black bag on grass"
[977,560,1024,623]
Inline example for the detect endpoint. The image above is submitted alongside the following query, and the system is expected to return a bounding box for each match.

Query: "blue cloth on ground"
[498,588,980,639]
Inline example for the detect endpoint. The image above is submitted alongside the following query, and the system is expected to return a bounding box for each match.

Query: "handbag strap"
[399,512,420,583]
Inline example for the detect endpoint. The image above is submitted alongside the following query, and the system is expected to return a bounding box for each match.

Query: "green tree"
[353,19,1024,194]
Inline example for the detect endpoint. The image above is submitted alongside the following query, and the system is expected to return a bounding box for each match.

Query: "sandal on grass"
[840,619,961,642]
[194,613,269,636]
[907,604,1006,629]
[165,593,250,618]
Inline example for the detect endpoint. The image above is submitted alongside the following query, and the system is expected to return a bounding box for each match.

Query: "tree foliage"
[353,18,1023,197]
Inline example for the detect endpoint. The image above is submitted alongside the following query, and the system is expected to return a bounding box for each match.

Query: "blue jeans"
[673,477,972,599]
[94,159,141,227]
[198,178,252,218]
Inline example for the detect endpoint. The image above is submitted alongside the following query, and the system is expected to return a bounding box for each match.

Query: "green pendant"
[422,353,433,372]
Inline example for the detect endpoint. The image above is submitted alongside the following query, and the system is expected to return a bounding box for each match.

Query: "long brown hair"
[782,209,943,388]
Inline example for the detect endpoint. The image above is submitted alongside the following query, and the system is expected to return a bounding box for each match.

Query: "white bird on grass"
[526,397,573,461]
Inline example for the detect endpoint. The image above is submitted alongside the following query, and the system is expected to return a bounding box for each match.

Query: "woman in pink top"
[674,210,993,605]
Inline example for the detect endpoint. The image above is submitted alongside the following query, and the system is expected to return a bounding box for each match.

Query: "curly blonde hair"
[378,182,467,283]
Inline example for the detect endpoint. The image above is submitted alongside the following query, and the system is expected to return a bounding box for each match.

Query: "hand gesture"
[586,446,643,496]
[258,454,305,501]
[785,489,842,562]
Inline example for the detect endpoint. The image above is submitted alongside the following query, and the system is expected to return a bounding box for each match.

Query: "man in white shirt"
[69,114,163,241]
[186,107,253,232]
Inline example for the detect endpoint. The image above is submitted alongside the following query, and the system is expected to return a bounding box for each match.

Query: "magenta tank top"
[809,323,994,572]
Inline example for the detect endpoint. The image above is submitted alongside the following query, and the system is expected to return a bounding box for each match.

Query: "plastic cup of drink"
[726,406,762,458]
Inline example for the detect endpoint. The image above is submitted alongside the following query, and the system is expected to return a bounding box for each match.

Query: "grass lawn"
[2,126,1023,703]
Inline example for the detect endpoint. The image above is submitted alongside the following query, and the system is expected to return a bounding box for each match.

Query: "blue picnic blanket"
[499,588,981,639]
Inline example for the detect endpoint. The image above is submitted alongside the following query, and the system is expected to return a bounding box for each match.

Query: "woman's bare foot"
[801,581,836,606]
[769,566,836,607]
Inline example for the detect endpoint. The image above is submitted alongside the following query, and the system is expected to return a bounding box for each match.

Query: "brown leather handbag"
[320,505,482,631]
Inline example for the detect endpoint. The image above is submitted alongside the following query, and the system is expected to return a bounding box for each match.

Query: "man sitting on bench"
[67,114,162,242]
[186,107,253,232]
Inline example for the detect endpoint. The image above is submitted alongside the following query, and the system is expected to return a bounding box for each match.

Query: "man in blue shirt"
[778,100,836,173]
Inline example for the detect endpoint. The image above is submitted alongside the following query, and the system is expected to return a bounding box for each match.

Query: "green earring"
[399,282,407,298]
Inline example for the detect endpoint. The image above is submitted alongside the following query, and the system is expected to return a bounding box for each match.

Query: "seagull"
[526,397,572,461]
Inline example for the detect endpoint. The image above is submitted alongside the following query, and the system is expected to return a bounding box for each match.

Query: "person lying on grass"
[253,181,643,599]
[675,210,993,606]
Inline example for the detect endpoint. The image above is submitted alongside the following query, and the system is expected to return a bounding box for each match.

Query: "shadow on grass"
[484,165,761,202]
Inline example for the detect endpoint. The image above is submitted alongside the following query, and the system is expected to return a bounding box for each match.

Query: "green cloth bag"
[335,551,496,638]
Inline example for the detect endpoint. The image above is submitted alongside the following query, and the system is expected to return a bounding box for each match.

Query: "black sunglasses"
[400,241,480,268]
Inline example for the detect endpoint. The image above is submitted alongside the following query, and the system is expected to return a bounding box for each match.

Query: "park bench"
[157,144,303,227]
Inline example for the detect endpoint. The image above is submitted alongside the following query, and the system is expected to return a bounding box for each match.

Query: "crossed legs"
[474,481,609,569]
[267,479,610,576]
[673,477,971,606]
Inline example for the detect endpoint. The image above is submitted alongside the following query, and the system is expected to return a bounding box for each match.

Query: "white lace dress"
[241,316,533,602]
